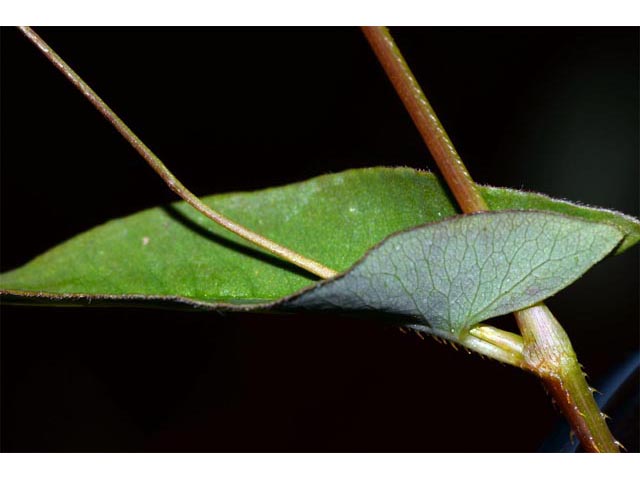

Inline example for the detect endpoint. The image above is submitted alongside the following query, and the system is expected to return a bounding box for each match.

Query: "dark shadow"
[162,205,319,281]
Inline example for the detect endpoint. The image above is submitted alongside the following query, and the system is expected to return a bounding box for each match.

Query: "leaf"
[481,186,640,255]
[1,167,636,328]
[0,167,458,304]
[282,211,623,337]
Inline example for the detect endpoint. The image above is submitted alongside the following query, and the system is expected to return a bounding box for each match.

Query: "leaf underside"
[1,167,635,337]
[282,210,622,337]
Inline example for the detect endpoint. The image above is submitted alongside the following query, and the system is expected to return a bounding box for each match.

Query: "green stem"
[515,304,620,452]
[363,26,619,452]
[18,26,337,280]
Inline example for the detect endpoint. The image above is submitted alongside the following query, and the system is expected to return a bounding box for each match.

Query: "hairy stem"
[515,305,620,452]
[363,26,619,452]
[361,27,488,214]
[18,26,337,280]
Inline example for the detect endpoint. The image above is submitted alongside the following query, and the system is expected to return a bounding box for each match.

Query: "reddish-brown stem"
[361,27,488,214]
[363,26,619,452]
[515,305,620,452]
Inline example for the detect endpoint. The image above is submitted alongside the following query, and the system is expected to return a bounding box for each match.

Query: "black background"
[1,27,638,452]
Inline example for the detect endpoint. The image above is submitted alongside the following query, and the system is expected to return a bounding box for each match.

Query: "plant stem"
[515,304,620,452]
[18,26,337,280]
[361,27,488,214]
[363,26,619,452]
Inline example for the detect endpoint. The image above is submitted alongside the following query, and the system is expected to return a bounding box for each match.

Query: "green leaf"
[282,211,623,337]
[481,186,640,255]
[1,167,458,304]
[1,167,637,327]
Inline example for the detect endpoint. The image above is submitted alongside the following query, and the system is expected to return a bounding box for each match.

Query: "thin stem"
[361,27,488,214]
[18,26,337,280]
[364,26,619,452]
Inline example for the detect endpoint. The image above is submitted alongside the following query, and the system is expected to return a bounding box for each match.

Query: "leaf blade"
[0,167,456,302]
[281,211,623,337]
[1,167,637,319]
